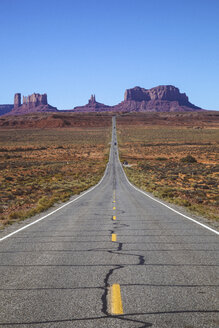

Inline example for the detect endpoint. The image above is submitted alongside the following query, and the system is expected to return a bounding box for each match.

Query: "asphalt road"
[0,117,218,328]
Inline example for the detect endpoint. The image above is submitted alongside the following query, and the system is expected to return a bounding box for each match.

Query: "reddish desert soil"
[0,112,113,129]
[116,111,219,128]
[1,110,219,130]
[117,112,219,221]
[0,116,111,228]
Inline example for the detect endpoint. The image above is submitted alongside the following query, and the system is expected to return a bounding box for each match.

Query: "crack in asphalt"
[1,310,218,327]
[100,214,147,327]
[101,264,124,316]
[2,118,217,328]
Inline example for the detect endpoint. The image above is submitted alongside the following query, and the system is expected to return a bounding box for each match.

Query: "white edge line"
[0,167,107,242]
[116,134,219,236]
[1,122,218,241]
[0,128,114,242]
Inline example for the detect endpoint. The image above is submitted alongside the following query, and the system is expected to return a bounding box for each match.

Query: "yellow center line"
[112,233,117,241]
[113,216,116,220]
[111,284,124,315]
[113,206,116,210]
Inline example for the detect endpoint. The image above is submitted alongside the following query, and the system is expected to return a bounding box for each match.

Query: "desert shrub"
[36,196,55,212]
[9,212,22,221]
[59,191,72,202]
[155,157,167,161]
[174,198,191,207]
[5,176,14,181]
[158,187,175,198]
[139,163,151,170]
[180,155,197,163]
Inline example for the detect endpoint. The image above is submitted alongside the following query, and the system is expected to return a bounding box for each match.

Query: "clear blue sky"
[0,0,219,110]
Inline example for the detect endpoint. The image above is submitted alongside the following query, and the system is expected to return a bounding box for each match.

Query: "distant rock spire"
[89,94,96,104]
[14,93,21,108]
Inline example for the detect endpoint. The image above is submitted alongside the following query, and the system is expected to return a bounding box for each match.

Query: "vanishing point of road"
[0,117,218,327]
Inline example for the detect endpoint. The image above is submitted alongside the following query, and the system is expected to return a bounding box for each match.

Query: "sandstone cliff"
[115,85,202,112]
[14,93,21,108]
[23,93,48,107]
[8,93,57,115]
[0,85,204,116]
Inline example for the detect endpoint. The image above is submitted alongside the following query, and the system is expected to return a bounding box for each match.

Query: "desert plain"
[0,111,218,228]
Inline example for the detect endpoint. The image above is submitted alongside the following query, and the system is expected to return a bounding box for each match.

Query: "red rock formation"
[73,95,112,112]
[88,94,96,104]
[14,93,21,108]
[71,86,203,113]
[116,85,202,112]
[8,93,57,115]
[23,93,48,107]
[1,86,205,116]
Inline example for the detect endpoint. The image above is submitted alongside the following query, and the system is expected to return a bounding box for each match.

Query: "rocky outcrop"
[88,94,96,105]
[71,86,203,113]
[124,85,189,103]
[7,93,58,115]
[0,85,205,116]
[73,95,112,112]
[23,93,48,107]
[116,85,202,112]
[14,93,21,108]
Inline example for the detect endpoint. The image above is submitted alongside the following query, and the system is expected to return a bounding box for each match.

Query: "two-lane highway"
[0,117,218,327]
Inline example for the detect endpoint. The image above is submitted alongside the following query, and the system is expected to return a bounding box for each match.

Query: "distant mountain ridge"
[0,85,204,116]
[0,104,14,116]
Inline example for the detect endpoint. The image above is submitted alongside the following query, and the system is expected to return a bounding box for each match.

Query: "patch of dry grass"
[117,124,219,221]
[0,127,111,228]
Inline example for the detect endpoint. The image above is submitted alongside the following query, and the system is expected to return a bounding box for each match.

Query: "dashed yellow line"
[111,284,124,315]
[112,233,117,241]
[113,206,116,210]
[113,190,116,203]
[113,216,116,220]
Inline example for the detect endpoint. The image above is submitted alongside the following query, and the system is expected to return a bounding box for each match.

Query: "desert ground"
[0,114,111,228]
[117,111,219,221]
[0,111,218,228]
